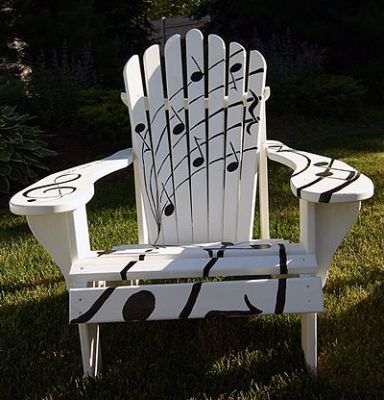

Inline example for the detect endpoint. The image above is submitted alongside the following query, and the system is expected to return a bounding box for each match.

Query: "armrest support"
[10,148,134,216]
[265,140,374,203]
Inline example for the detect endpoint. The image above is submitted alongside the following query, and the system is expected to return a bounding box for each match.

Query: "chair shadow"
[1,289,347,399]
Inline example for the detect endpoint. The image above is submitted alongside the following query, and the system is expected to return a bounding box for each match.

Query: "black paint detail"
[318,172,360,203]
[97,249,117,257]
[135,123,145,133]
[204,249,214,258]
[248,67,264,76]
[120,261,137,280]
[70,287,116,324]
[171,106,185,135]
[230,63,242,73]
[122,290,156,321]
[316,171,333,177]
[274,278,287,314]
[179,282,203,319]
[296,159,334,198]
[22,173,81,202]
[190,56,204,82]
[139,254,145,261]
[203,257,219,277]
[205,294,263,318]
[250,244,271,249]
[227,142,239,172]
[221,242,234,247]
[314,161,328,167]
[278,244,288,275]
[192,136,205,167]
[246,89,260,135]
[217,249,225,258]
[275,244,288,314]
[162,182,175,216]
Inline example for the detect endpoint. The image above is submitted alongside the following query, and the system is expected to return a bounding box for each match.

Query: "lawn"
[1,109,383,399]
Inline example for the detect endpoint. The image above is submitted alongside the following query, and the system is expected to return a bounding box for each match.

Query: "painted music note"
[227,142,239,172]
[171,106,185,135]
[162,183,175,216]
[246,89,261,135]
[229,62,242,91]
[192,136,205,167]
[190,56,204,82]
[22,173,81,202]
[314,162,357,180]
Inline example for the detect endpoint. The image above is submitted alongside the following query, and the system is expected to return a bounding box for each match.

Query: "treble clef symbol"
[22,173,82,202]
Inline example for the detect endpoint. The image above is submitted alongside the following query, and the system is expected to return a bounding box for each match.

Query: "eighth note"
[192,136,205,167]
[227,142,239,172]
[171,106,185,135]
[190,56,204,82]
[162,183,175,216]
[229,62,242,90]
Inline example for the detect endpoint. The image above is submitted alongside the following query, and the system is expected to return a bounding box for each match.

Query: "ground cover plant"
[0,108,383,400]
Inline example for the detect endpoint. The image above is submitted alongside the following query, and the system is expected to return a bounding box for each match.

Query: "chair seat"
[70,240,317,282]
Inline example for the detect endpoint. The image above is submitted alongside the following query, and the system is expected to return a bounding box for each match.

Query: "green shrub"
[0,74,27,110]
[0,105,56,193]
[27,67,80,129]
[74,89,130,150]
[297,74,367,117]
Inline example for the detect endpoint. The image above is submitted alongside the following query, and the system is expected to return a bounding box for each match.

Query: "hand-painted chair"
[10,29,374,377]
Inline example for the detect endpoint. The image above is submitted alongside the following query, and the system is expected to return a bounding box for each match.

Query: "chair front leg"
[78,323,102,377]
[301,313,317,371]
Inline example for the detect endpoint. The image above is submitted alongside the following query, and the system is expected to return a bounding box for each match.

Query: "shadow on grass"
[1,288,348,400]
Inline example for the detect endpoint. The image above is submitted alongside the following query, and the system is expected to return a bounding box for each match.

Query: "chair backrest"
[123,29,267,245]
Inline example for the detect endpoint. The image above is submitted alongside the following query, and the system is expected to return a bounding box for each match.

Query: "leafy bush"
[297,74,367,117]
[0,105,56,193]
[73,89,130,150]
[0,75,27,109]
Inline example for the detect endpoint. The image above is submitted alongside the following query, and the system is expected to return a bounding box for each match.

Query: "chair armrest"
[10,148,134,216]
[265,140,374,203]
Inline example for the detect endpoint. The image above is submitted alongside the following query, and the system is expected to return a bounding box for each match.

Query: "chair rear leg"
[301,313,317,371]
[78,323,102,377]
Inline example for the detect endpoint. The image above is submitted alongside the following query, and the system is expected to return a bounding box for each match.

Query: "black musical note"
[229,62,242,90]
[171,106,185,135]
[190,56,204,82]
[246,89,261,135]
[314,162,357,180]
[227,142,239,172]
[162,183,175,216]
[192,136,205,167]
[22,173,81,202]
[135,123,145,133]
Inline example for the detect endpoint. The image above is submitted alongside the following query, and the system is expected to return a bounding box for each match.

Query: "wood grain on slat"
[143,45,178,244]
[223,42,247,242]
[207,34,226,241]
[123,55,158,242]
[186,29,208,242]
[164,34,193,243]
[237,50,266,241]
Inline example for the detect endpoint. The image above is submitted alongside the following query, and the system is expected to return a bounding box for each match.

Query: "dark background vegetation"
[1,0,383,193]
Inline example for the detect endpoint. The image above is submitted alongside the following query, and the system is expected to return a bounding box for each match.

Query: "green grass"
[1,109,383,399]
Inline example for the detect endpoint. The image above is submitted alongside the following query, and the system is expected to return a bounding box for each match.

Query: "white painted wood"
[143,44,178,244]
[78,322,101,377]
[123,55,159,243]
[237,50,267,241]
[207,34,226,241]
[70,241,317,281]
[301,313,317,371]
[258,110,270,239]
[266,140,374,203]
[186,29,208,242]
[26,207,91,284]
[10,149,133,216]
[164,34,193,243]
[70,277,324,323]
[223,42,247,242]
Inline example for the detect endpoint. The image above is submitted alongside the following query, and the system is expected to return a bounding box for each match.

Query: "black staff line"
[267,146,312,177]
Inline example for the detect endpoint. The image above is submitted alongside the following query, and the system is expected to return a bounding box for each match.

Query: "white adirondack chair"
[10,29,374,377]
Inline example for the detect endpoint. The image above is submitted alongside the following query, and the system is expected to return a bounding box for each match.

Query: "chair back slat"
[143,44,178,244]
[237,50,266,241]
[207,34,226,241]
[223,42,247,242]
[123,55,158,242]
[186,29,208,243]
[164,34,193,243]
[123,31,267,245]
